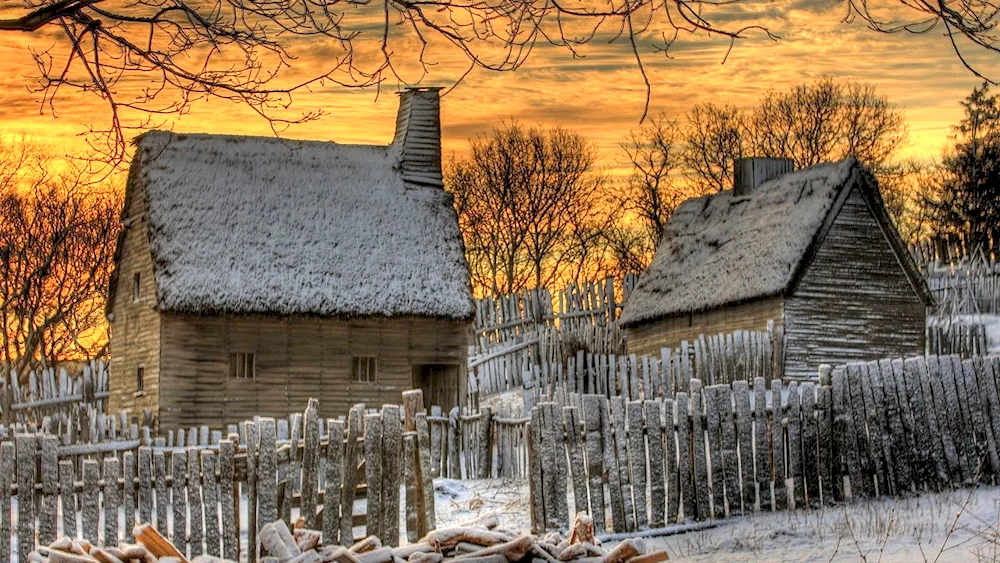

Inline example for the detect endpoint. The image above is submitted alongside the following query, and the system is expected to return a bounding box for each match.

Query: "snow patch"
[130,131,474,319]
[621,159,858,326]
[642,485,1000,562]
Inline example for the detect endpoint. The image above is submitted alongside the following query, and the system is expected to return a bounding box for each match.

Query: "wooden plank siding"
[109,158,472,430]
[625,298,783,358]
[783,187,925,379]
[158,315,470,430]
[108,173,161,418]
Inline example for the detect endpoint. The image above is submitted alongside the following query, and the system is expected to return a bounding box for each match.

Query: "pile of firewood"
[28,513,667,563]
[28,525,192,563]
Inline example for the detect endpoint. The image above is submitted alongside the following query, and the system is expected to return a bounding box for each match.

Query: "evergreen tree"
[931,83,1000,255]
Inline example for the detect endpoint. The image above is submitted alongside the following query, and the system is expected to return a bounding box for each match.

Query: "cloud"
[0,0,991,168]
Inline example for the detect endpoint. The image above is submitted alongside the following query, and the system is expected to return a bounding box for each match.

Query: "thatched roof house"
[107,88,474,429]
[621,157,931,379]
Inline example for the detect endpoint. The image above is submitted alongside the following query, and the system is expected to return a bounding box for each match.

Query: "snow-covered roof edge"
[619,158,931,327]
[107,90,475,322]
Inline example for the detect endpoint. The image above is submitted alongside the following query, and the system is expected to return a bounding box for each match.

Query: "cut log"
[317,547,361,563]
[391,546,433,560]
[602,540,642,563]
[454,543,486,555]
[557,544,604,561]
[50,539,75,551]
[568,513,595,546]
[529,544,560,563]
[259,521,302,562]
[356,548,395,563]
[286,553,321,563]
[408,553,443,563]
[421,528,513,550]
[348,536,382,554]
[295,529,322,552]
[451,536,533,563]
[624,551,668,563]
[444,555,505,563]
[89,548,124,563]
[49,551,100,563]
[133,524,188,561]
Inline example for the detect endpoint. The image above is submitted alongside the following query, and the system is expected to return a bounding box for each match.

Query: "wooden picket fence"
[910,234,998,267]
[472,275,639,353]
[472,325,780,415]
[468,323,625,402]
[911,237,1000,316]
[0,391,460,563]
[425,406,530,480]
[926,320,991,357]
[527,353,1000,534]
[1,360,111,428]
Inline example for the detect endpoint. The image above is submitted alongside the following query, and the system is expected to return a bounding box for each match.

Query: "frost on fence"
[527,353,1000,534]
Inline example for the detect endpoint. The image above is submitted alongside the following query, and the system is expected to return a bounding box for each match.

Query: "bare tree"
[447,122,608,295]
[878,158,941,245]
[681,103,749,193]
[749,79,906,174]
[621,114,681,244]
[617,113,715,267]
[676,80,906,193]
[0,0,996,162]
[0,136,120,377]
[611,78,912,262]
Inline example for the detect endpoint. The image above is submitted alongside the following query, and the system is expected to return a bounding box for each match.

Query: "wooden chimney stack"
[733,157,795,196]
[392,88,443,188]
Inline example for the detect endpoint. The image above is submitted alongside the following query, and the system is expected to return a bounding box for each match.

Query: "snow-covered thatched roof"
[118,123,474,320]
[620,157,925,327]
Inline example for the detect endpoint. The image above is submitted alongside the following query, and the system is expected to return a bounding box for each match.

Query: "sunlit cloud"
[0,0,992,173]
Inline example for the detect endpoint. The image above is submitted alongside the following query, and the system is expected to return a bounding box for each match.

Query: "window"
[352,356,377,383]
[132,272,141,302]
[136,366,145,392]
[230,353,255,379]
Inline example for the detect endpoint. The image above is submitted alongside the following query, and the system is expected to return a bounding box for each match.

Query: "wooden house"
[620,157,931,379]
[107,89,474,429]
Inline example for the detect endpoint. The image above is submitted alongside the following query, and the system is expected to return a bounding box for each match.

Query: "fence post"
[381,406,402,547]
[16,434,36,562]
[477,407,492,479]
[339,406,363,546]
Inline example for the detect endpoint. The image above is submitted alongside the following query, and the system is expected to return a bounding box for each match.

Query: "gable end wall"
[783,186,925,378]
[108,174,162,418]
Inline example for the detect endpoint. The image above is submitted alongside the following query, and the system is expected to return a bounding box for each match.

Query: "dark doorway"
[412,363,459,411]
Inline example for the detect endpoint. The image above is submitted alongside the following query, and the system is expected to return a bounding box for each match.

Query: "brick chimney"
[392,88,443,188]
[733,157,795,196]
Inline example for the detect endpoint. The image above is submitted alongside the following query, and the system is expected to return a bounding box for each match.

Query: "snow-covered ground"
[434,478,531,533]
[14,478,1000,562]
[435,479,1000,562]
[646,486,1000,562]
[983,315,1000,354]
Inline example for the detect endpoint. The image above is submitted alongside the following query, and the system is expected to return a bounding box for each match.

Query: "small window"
[136,366,145,392]
[352,356,377,383]
[132,272,141,302]
[230,353,255,379]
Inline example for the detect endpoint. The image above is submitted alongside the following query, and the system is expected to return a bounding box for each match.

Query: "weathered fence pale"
[927,320,991,357]
[473,275,639,351]
[528,353,1000,534]
[0,392,466,563]
[1,361,111,429]
[474,325,780,414]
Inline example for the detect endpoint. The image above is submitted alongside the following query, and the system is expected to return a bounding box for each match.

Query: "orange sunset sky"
[1,0,996,175]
